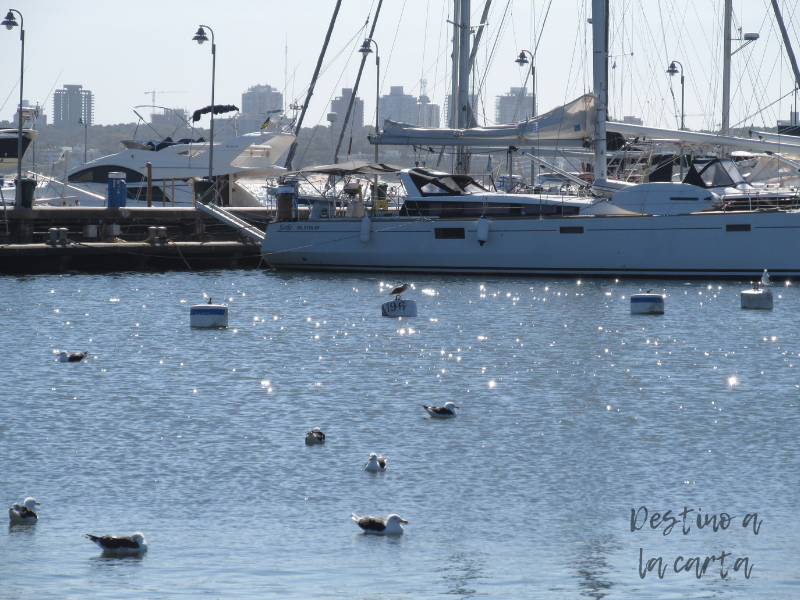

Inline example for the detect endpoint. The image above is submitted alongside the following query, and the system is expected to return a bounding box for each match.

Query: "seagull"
[389,283,410,300]
[761,269,772,287]
[83,532,147,554]
[305,427,326,445]
[422,402,460,418]
[364,453,387,472]
[9,497,40,524]
[351,513,408,535]
[58,351,87,363]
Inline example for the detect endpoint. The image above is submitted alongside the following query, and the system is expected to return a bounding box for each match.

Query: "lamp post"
[666,60,685,130]
[193,25,215,181]
[78,117,87,163]
[359,38,379,210]
[516,50,536,184]
[2,9,24,205]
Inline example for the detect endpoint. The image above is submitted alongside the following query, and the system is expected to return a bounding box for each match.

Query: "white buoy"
[477,216,489,246]
[630,293,665,314]
[190,302,229,327]
[382,299,417,317]
[741,289,773,310]
[360,215,371,244]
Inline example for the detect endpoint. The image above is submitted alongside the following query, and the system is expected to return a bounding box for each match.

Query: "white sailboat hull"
[262,211,800,278]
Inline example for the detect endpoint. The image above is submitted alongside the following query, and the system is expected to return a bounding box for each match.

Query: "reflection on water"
[573,536,618,600]
[439,552,485,597]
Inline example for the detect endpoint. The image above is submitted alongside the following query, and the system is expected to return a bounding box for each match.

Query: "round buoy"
[630,293,664,314]
[382,299,417,317]
[741,289,773,310]
[190,304,229,328]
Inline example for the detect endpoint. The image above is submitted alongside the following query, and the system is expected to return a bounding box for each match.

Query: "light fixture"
[358,39,372,55]
[1,10,17,29]
[192,26,208,44]
[515,51,529,66]
[666,62,679,76]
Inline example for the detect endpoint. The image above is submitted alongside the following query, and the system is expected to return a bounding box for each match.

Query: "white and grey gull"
[9,497,40,523]
[351,513,408,535]
[58,351,87,363]
[364,453,387,472]
[84,532,148,553]
[422,402,460,418]
[305,427,326,445]
[389,283,410,300]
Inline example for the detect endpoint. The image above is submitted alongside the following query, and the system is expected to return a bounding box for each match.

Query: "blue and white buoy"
[630,293,664,314]
[382,299,417,317]
[190,299,229,328]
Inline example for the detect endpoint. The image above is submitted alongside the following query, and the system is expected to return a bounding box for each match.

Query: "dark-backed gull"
[351,513,408,535]
[422,402,460,418]
[84,532,147,553]
[305,427,326,445]
[8,497,40,524]
[389,283,410,300]
[364,453,387,472]
[58,351,87,363]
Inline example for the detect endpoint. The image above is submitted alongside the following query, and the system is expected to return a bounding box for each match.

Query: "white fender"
[360,215,371,244]
[477,216,489,246]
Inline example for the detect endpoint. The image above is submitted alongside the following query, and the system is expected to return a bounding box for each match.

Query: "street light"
[78,116,87,163]
[359,38,379,211]
[667,60,685,130]
[192,25,215,182]
[2,8,25,206]
[515,50,536,120]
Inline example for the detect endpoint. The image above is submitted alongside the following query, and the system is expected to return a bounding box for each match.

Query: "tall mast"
[771,0,800,91]
[450,0,460,129]
[284,0,343,170]
[591,0,608,179]
[333,0,383,164]
[721,0,732,135]
[455,0,471,173]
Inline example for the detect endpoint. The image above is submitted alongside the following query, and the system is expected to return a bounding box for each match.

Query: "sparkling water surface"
[2,270,798,599]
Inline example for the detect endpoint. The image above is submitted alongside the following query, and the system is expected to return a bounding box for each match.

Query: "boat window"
[420,182,453,195]
[69,166,146,184]
[434,227,465,239]
[698,161,735,188]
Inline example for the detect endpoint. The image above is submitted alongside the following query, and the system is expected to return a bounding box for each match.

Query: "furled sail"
[369,94,596,147]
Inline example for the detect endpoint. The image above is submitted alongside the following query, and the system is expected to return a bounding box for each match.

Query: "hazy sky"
[4,0,800,133]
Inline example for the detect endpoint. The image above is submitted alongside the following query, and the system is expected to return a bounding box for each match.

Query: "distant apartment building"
[622,115,643,125]
[330,88,364,134]
[53,85,94,127]
[379,86,418,124]
[236,84,284,133]
[417,94,440,128]
[495,87,529,124]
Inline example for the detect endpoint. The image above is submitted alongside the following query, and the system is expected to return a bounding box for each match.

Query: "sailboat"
[258,0,800,278]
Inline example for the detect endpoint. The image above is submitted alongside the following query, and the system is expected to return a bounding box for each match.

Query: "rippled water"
[2,270,798,599]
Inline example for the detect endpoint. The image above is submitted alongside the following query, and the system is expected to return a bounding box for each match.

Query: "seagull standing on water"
[389,283,410,300]
[9,497,40,524]
[364,453,387,472]
[351,513,408,535]
[422,402,460,418]
[84,532,148,554]
[305,427,326,445]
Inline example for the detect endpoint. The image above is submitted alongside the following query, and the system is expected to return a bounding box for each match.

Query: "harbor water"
[2,270,798,599]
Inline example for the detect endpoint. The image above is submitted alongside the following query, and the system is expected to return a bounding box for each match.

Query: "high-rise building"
[495,87,529,124]
[379,86,418,125]
[330,88,364,133]
[417,95,440,128]
[53,85,94,127]
[241,84,283,115]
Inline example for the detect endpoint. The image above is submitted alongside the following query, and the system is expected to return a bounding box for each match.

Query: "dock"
[0,206,274,273]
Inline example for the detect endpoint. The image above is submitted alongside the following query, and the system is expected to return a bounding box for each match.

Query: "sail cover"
[369,94,596,147]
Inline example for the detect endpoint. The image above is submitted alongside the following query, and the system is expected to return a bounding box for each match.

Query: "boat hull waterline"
[261,211,800,278]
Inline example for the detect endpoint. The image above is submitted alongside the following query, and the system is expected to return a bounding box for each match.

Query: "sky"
[4,0,800,134]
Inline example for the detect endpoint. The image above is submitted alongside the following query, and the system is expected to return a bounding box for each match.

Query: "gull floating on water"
[84,532,147,554]
[422,402,460,418]
[351,513,408,535]
[9,497,40,524]
[305,427,326,445]
[389,283,409,300]
[364,453,387,471]
[58,351,87,363]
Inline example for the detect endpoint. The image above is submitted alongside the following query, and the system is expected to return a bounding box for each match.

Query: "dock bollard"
[58,228,69,244]
[148,227,157,242]
[49,228,58,244]
[157,226,167,239]
[630,293,665,314]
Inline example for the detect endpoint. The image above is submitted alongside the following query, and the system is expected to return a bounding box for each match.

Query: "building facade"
[241,84,283,115]
[53,85,94,127]
[379,86,418,125]
[417,94,440,128]
[330,88,364,134]
[495,87,529,124]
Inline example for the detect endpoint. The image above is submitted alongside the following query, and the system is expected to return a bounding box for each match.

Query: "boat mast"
[334,0,383,164]
[284,0,343,170]
[450,0,461,171]
[721,0,732,135]
[591,0,608,179]
[771,0,800,91]
[456,0,471,173]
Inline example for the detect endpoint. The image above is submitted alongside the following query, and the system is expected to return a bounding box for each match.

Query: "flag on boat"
[260,117,270,129]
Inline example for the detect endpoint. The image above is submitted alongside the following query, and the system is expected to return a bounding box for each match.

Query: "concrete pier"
[0,206,273,273]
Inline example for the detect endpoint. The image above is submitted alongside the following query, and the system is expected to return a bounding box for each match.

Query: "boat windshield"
[687,159,747,188]
[408,168,488,196]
